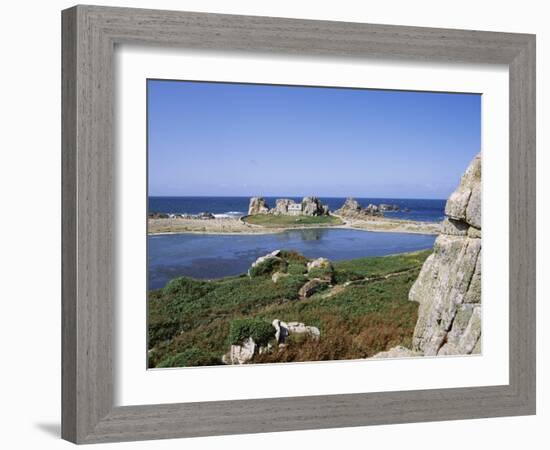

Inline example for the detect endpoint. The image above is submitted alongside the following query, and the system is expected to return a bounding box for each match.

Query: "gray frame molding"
[62,5,536,444]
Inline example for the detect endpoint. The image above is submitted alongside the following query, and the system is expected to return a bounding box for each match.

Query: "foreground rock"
[411,153,481,356]
[223,319,320,364]
[248,250,283,277]
[222,337,257,364]
[248,197,270,215]
[272,319,320,344]
[299,279,330,298]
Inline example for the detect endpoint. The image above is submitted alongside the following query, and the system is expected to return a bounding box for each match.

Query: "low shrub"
[307,266,334,282]
[279,250,309,264]
[287,263,307,275]
[229,318,275,346]
[249,257,287,278]
[332,269,364,284]
[156,348,221,368]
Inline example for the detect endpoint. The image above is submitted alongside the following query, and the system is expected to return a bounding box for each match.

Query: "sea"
[147,196,442,290]
[148,196,446,223]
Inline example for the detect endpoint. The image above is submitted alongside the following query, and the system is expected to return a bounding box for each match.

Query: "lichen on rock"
[410,153,482,356]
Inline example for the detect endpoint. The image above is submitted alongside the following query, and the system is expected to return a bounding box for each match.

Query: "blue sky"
[148,80,480,199]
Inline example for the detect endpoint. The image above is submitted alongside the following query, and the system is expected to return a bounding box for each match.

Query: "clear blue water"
[148,228,436,290]
[149,196,446,222]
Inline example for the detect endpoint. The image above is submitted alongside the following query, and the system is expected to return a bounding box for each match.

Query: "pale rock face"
[224,337,256,364]
[410,153,482,356]
[339,198,362,213]
[301,196,329,216]
[307,257,332,271]
[335,197,382,217]
[272,319,320,344]
[445,153,481,229]
[248,250,282,277]
[248,197,270,215]
[273,198,297,215]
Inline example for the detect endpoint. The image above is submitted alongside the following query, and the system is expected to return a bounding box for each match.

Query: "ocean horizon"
[148,196,446,223]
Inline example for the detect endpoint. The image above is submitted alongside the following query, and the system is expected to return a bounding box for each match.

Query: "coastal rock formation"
[379,203,400,212]
[248,197,270,215]
[335,197,383,217]
[338,198,362,213]
[371,153,481,359]
[409,153,482,356]
[273,198,297,215]
[248,196,329,216]
[301,196,329,216]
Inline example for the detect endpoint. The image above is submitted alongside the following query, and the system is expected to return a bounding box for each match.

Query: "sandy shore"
[148,215,440,236]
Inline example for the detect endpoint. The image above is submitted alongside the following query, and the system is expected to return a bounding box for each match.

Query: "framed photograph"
[62,5,536,444]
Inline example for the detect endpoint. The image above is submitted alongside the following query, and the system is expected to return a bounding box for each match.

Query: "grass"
[243,214,343,228]
[147,249,432,368]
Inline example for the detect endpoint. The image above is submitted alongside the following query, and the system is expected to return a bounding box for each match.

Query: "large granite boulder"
[409,153,482,356]
[273,198,298,215]
[223,337,256,364]
[272,319,320,344]
[338,197,362,214]
[248,250,285,277]
[445,153,481,229]
[335,197,382,217]
[301,196,329,216]
[248,197,270,215]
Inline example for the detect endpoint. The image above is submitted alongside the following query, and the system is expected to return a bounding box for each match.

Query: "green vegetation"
[307,266,334,282]
[243,214,343,228]
[333,249,432,283]
[147,249,432,368]
[229,318,275,346]
[248,257,287,278]
[157,348,221,368]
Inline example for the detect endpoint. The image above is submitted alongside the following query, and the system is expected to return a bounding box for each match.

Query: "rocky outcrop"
[335,197,382,217]
[223,319,320,364]
[272,319,320,344]
[248,197,270,215]
[223,337,257,365]
[273,198,297,215]
[301,197,329,216]
[372,153,481,359]
[379,203,400,212]
[248,250,284,277]
[248,196,329,216]
[410,153,481,356]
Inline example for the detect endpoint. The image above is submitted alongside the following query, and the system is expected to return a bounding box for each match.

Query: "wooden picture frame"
[62,5,536,444]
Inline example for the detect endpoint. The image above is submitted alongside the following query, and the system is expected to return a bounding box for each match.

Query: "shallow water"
[148,228,436,290]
